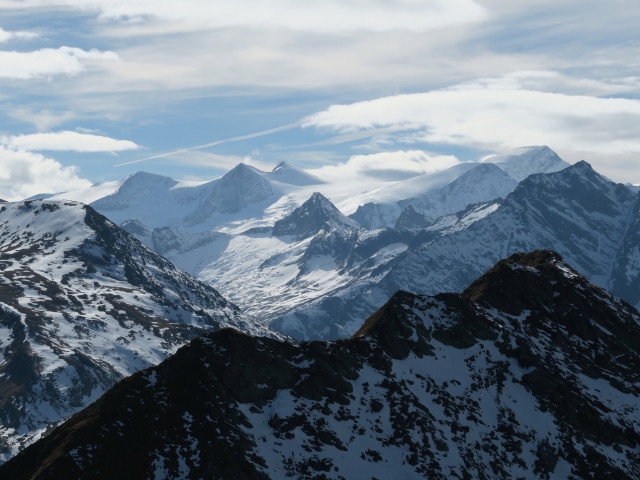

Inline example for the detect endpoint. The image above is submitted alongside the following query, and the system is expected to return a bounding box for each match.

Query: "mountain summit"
[487,145,570,181]
[2,251,638,479]
[265,160,325,186]
[272,192,359,238]
[184,163,275,225]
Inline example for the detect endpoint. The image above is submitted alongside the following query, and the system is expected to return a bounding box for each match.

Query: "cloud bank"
[0,27,38,42]
[0,47,118,79]
[3,131,140,152]
[311,150,461,182]
[0,147,91,200]
[304,72,640,162]
[2,0,486,32]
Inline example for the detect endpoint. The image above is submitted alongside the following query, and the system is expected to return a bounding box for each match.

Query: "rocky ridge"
[0,199,269,461]
[1,251,638,479]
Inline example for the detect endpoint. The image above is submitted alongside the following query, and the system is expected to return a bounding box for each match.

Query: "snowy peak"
[184,163,275,225]
[92,171,177,211]
[489,145,570,181]
[265,160,325,186]
[272,192,359,238]
[511,159,634,218]
[401,162,517,221]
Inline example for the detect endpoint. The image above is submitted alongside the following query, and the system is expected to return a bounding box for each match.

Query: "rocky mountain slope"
[2,251,638,479]
[275,161,640,340]
[0,199,269,462]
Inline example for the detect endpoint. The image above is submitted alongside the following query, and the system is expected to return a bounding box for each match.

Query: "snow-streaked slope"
[192,194,409,328]
[274,162,640,340]
[0,200,271,462]
[4,251,638,480]
[89,171,208,228]
[400,162,517,222]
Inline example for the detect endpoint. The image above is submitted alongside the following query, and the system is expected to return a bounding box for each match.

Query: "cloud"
[0,147,91,200]
[0,27,38,42]
[303,72,640,181]
[310,150,461,182]
[1,0,486,33]
[0,47,118,79]
[2,131,140,152]
[8,108,76,131]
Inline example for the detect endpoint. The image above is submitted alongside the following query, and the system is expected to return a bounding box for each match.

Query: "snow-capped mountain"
[274,161,640,340]
[272,192,359,238]
[0,200,270,462]
[36,146,597,342]
[264,160,325,186]
[399,162,517,222]
[183,163,276,226]
[190,193,408,332]
[349,146,565,228]
[486,145,570,181]
[3,251,638,479]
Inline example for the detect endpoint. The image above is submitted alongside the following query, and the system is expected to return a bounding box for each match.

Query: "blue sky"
[0,0,639,200]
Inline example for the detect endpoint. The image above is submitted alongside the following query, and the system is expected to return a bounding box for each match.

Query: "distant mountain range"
[0,200,272,461]
[276,160,640,340]
[2,251,638,479]
[28,146,639,343]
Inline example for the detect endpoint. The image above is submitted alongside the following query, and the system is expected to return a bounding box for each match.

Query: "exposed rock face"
[393,205,429,232]
[0,200,270,462]
[272,192,359,239]
[2,251,638,480]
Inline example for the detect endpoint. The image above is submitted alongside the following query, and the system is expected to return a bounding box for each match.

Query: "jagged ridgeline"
[1,251,638,479]
[0,200,272,462]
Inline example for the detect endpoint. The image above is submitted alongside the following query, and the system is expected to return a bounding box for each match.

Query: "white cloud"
[0,147,91,200]
[303,72,640,181]
[2,131,140,152]
[1,0,486,33]
[0,27,38,42]
[0,47,118,79]
[310,150,461,182]
[8,108,76,131]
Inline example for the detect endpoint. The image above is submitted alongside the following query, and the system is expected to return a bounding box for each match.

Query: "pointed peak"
[226,162,257,174]
[308,191,331,204]
[266,161,325,186]
[351,290,435,358]
[488,145,570,181]
[272,192,358,238]
[273,160,290,171]
[462,250,586,315]
[570,160,594,172]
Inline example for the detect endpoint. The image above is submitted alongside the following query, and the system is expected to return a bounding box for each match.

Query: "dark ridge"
[2,251,639,479]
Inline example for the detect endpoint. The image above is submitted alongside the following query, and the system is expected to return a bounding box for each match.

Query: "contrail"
[114,122,301,167]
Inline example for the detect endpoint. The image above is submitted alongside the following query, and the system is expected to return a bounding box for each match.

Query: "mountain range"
[1,250,638,479]
[1,143,640,474]
[27,146,639,343]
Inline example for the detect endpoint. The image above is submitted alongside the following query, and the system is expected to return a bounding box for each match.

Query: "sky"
[0,0,639,200]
